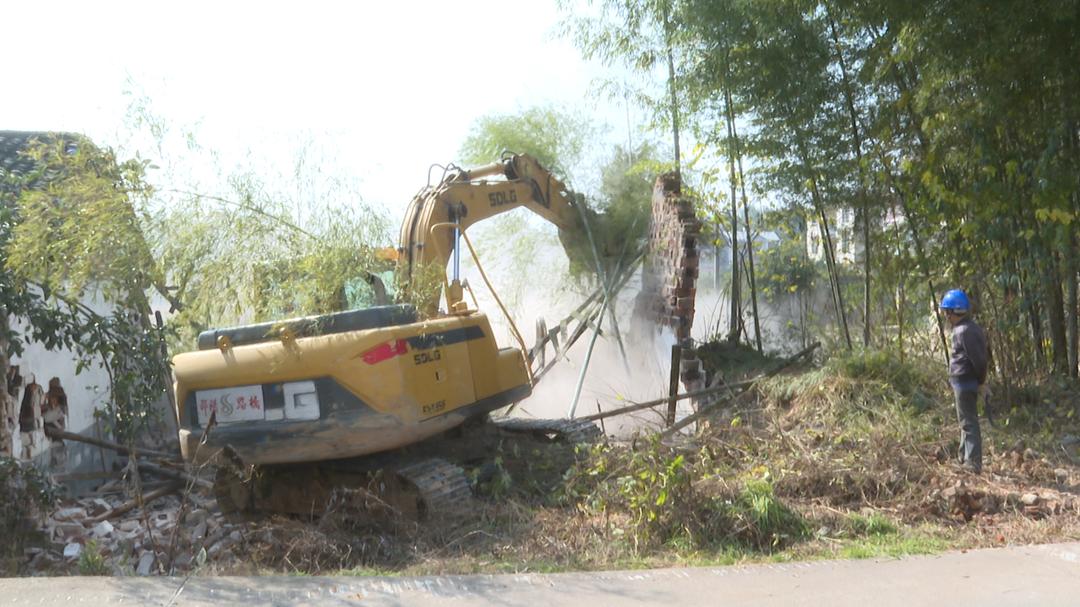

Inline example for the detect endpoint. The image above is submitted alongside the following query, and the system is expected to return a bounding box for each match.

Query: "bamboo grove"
[559,0,1080,380]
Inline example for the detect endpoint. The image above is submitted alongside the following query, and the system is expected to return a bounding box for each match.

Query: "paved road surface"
[2,541,1078,606]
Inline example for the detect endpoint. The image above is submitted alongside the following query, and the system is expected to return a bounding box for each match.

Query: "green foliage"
[728,479,809,550]
[471,456,514,501]
[566,143,659,280]
[6,138,161,300]
[842,511,897,538]
[116,84,393,341]
[754,227,816,301]
[567,439,708,552]
[558,0,1080,377]
[77,540,112,576]
[147,131,392,339]
[0,136,171,442]
[698,339,784,379]
[828,349,925,398]
[457,102,605,185]
[457,105,655,288]
[0,458,62,575]
[565,438,807,554]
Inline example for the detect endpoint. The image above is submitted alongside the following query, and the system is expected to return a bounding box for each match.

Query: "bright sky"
[4,2,691,417]
[4,0,627,214]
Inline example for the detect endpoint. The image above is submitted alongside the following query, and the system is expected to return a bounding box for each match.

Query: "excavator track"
[213,457,474,522]
[494,417,604,444]
[395,458,473,513]
[211,418,602,522]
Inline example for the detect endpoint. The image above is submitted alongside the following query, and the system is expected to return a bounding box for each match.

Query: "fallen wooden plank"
[580,341,820,424]
[44,427,179,460]
[86,480,185,524]
[660,386,751,438]
[138,460,214,490]
[52,470,126,482]
[580,378,757,422]
[660,341,821,438]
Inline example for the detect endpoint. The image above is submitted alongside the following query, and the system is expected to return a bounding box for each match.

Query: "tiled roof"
[0,130,80,202]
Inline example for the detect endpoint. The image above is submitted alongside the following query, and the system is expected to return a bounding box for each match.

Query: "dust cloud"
[456,221,698,437]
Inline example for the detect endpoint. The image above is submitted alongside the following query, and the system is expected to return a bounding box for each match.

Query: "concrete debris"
[136,552,155,576]
[1020,493,1041,507]
[19,463,255,576]
[90,520,114,537]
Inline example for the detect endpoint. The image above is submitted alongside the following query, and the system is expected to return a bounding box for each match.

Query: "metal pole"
[452,215,461,282]
[567,297,610,419]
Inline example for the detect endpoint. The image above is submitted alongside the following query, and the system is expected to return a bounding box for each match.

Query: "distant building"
[806,207,904,266]
[699,225,783,290]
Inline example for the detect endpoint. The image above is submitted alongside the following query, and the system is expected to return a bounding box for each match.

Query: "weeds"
[842,511,897,537]
[0,458,62,575]
[563,437,808,556]
[727,479,809,549]
[77,540,111,576]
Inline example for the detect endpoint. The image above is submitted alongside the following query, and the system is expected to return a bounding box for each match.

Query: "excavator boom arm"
[398,154,586,312]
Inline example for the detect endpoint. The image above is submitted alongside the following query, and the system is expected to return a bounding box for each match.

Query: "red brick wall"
[634,172,705,391]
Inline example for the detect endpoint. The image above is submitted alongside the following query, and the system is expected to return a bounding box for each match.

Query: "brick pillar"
[634,172,705,392]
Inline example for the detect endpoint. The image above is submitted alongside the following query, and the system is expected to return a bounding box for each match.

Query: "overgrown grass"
[185,348,1080,576]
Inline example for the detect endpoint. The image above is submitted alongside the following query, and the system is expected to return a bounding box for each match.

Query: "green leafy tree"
[457,101,606,185]
[1,134,171,443]
[456,104,653,284]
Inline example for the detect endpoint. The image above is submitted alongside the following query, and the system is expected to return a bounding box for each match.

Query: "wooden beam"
[86,480,185,524]
[580,341,820,424]
[667,344,682,426]
[44,427,178,460]
[52,470,126,482]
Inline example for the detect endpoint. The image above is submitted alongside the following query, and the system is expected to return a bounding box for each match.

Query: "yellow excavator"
[172,153,602,519]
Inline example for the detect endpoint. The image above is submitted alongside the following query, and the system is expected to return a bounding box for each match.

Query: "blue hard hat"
[940,289,970,310]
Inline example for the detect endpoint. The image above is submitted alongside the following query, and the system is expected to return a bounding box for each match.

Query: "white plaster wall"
[7,287,119,489]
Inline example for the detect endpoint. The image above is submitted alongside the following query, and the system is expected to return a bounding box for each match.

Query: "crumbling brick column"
[634,172,705,391]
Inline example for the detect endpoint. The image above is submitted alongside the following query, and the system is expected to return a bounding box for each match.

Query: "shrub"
[830,349,924,397]
[77,540,112,576]
[0,458,62,575]
[725,479,809,550]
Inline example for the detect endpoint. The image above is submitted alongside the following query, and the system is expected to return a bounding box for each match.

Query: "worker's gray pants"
[954,389,982,471]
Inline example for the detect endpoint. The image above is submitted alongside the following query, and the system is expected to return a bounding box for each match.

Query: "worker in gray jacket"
[940,289,989,473]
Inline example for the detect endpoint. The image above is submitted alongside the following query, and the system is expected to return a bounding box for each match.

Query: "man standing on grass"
[940,289,989,473]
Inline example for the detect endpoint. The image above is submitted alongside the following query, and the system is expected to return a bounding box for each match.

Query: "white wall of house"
[4,289,120,493]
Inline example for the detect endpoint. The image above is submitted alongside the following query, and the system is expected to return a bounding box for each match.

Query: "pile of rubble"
[923,445,1080,524]
[23,472,246,576]
[932,478,1078,522]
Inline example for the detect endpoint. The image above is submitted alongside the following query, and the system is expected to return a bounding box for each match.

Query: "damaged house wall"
[634,172,706,392]
[4,291,118,479]
[0,130,161,493]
